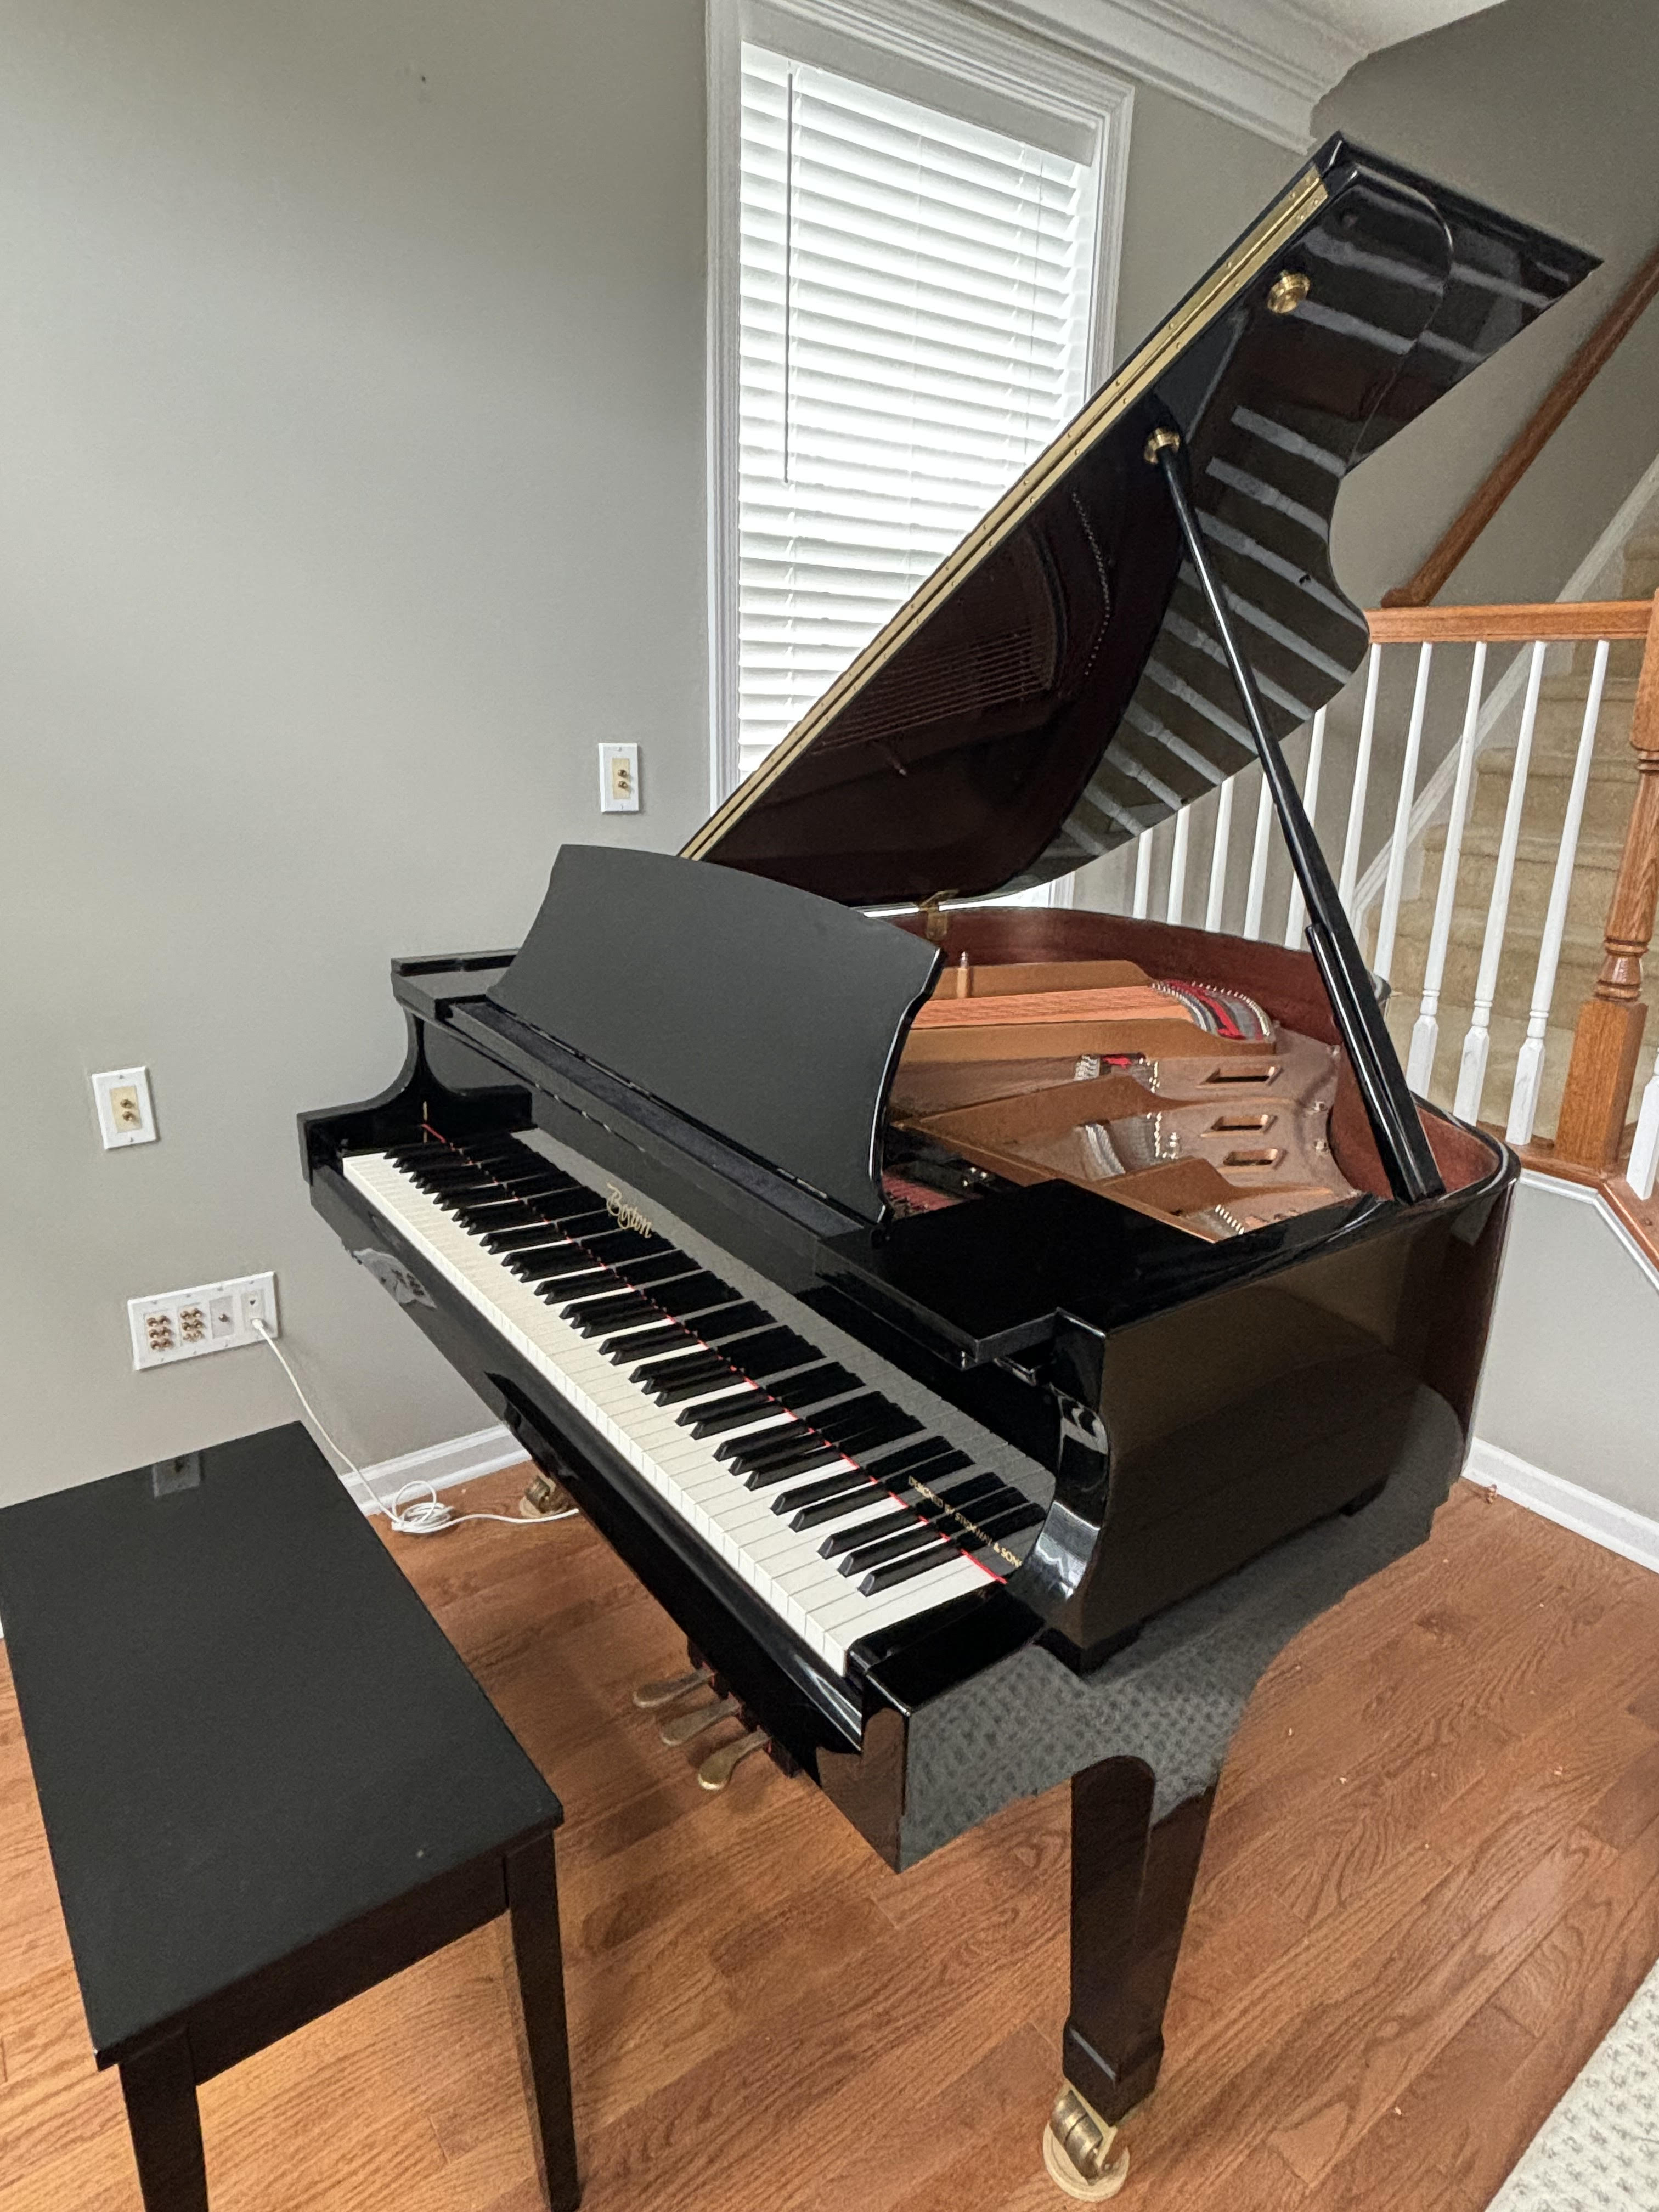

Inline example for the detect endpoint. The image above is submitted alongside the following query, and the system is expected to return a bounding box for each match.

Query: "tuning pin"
[698,1728,769,1792]
[630,1665,714,1711]
[660,1695,740,1747]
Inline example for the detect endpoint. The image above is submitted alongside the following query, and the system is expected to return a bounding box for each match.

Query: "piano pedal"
[517,1468,575,1520]
[631,1665,714,1711]
[697,1728,768,1792]
[1042,2087,1130,2201]
[659,1695,740,1747]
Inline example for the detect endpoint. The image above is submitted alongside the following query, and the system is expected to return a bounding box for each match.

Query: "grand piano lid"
[681,134,1595,911]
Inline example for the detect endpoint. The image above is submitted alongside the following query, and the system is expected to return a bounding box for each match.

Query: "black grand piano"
[304,137,1593,2197]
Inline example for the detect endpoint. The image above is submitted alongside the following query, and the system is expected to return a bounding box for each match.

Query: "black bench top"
[0,1423,560,2061]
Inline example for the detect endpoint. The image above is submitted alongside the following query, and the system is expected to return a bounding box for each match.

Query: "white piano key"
[341,1150,999,1671]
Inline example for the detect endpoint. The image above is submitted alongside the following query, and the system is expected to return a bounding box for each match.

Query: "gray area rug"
[1489,1959,1659,2209]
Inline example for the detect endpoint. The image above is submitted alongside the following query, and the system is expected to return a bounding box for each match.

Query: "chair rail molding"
[977,0,1503,148]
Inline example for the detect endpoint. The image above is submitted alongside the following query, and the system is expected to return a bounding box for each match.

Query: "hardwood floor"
[2,1470,1657,2211]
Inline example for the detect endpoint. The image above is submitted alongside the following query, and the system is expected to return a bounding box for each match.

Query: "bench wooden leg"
[119,2032,208,2212]
[502,1836,581,2212]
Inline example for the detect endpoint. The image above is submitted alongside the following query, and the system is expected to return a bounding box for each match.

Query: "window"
[709,0,1132,805]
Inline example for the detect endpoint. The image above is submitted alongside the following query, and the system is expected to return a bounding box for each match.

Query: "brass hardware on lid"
[1267,269,1310,314]
[918,893,957,944]
[1143,427,1182,465]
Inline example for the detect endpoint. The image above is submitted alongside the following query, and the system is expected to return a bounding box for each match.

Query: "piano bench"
[0,1422,580,2212]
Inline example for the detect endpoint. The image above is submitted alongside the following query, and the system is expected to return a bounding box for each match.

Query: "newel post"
[1555,595,1659,1169]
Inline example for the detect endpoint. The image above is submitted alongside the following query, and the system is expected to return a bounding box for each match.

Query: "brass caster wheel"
[518,1469,575,1520]
[1042,2087,1129,2201]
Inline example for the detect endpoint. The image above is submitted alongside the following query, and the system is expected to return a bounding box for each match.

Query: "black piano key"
[574,1228,673,1265]
[485,1222,580,1254]
[405,1158,494,1184]
[769,1364,857,1412]
[614,1253,702,1289]
[607,1323,695,1363]
[679,1390,777,1437]
[451,1203,541,1238]
[436,1188,527,1216]
[928,1472,1012,1517]
[820,1506,932,1558]
[690,1300,772,1342]
[845,1410,926,1455]
[859,1446,972,1494]
[741,1443,848,1488]
[565,1294,655,1336]
[645,1359,736,1406]
[786,1479,885,1529]
[851,1439,967,1487]
[836,1469,1022,1575]
[716,1420,811,1468]
[539,1207,616,1240]
[837,1522,950,1577]
[717,1325,817,1380]
[509,1248,602,1283]
[658,1380,751,1419]
[647,1272,738,1318]
[966,1500,1045,1552]
[802,1393,886,1442]
[774,1467,875,1515]
[859,1541,966,1597]
[818,1404,922,1454]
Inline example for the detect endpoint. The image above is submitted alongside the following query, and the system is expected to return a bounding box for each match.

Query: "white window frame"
[706,0,1135,815]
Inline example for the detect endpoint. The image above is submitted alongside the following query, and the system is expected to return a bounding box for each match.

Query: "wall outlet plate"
[599,742,640,813]
[128,1272,278,1370]
[91,1066,157,1148]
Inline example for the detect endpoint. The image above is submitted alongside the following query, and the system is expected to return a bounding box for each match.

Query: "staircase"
[1378,534,1659,1140]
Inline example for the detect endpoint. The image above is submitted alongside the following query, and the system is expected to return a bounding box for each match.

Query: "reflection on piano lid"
[682,133,1595,910]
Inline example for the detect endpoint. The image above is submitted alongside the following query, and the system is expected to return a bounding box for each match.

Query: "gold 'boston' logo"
[606,1185,654,1238]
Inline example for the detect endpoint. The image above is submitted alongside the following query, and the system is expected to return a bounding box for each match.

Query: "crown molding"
[973,0,1501,150]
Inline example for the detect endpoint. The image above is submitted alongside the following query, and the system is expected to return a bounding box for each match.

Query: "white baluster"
[1338,644,1383,911]
[1283,708,1327,949]
[1628,1045,1659,1200]
[1454,640,1548,1123]
[1166,806,1192,924]
[1373,642,1435,982]
[1132,827,1153,919]
[1408,644,1488,1092]
[1204,779,1235,933]
[1243,771,1273,938]
[1507,639,1612,1145]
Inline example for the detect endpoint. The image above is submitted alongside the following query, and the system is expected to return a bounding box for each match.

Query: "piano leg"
[1045,1758,1215,2198]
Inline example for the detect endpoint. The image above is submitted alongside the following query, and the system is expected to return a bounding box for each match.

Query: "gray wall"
[1321,0,1659,607]
[3,0,710,1496]
[1475,1179,1658,1521]
[8,0,1645,1503]
[0,4,1314,1500]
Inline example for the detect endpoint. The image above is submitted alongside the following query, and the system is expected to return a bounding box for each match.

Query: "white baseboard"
[1466,1438,1659,1576]
[342,1423,527,1516]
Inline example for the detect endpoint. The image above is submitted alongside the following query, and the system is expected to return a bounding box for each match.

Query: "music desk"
[0,1422,580,2211]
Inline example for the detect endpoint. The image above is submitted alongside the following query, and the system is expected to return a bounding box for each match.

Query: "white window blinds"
[735,43,1097,785]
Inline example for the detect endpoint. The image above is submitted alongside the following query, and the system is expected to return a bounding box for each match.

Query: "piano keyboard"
[342,1136,1045,1672]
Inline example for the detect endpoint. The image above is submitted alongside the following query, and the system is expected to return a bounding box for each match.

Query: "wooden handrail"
[1555,593,1659,1169]
[1382,238,1659,610]
[1368,599,1654,644]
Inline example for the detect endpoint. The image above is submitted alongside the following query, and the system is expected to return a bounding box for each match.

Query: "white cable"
[253,1316,577,1537]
